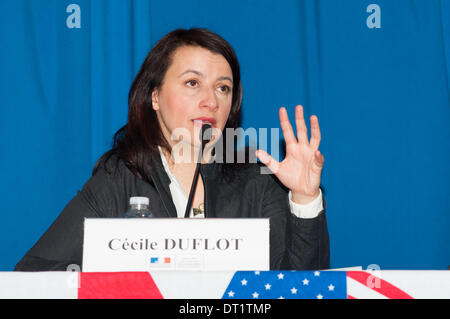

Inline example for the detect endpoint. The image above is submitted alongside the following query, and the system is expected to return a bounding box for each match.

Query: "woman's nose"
[199,89,219,111]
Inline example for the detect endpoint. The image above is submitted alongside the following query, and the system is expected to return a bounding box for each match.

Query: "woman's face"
[152,45,233,151]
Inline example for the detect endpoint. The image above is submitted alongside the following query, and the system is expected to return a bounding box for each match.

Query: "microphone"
[200,123,212,153]
[184,123,212,218]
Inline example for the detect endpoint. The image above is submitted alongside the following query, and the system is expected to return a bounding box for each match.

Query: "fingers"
[279,107,297,145]
[309,115,321,150]
[255,149,280,174]
[281,105,322,150]
[295,105,308,144]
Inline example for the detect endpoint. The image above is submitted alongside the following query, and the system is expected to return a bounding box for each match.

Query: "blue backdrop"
[1,0,449,271]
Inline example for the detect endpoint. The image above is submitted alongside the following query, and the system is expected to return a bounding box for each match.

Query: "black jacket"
[15,153,330,271]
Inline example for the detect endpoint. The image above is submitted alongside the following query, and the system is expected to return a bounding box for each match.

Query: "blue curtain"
[1,0,449,270]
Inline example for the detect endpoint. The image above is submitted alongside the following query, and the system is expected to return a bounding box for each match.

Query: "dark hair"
[94,28,244,182]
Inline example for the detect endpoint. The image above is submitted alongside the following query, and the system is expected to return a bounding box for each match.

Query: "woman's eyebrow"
[179,69,203,77]
[179,69,233,84]
[217,76,233,84]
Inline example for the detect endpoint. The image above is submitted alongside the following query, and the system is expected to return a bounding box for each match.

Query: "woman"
[15,28,329,271]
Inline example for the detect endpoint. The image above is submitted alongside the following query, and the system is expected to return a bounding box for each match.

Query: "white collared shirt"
[158,147,323,219]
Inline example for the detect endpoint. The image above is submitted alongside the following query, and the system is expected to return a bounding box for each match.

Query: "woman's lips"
[193,118,216,128]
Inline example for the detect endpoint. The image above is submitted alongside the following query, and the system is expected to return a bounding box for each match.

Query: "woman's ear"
[151,89,160,111]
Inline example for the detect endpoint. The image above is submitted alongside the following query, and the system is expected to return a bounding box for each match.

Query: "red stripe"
[347,271,414,299]
[347,294,356,299]
[78,272,163,299]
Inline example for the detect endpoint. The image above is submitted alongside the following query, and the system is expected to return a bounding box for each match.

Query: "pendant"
[192,203,205,216]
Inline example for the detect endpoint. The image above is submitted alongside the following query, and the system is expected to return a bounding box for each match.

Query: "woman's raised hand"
[255,105,324,204]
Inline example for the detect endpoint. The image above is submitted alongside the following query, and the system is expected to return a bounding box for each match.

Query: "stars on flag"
[222,270,346,299]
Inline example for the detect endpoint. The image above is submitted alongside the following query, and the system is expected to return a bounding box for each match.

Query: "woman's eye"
[186,80,198,87]
[218,85,231,93]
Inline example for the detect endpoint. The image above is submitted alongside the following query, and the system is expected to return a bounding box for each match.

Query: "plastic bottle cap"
[129,196,149,205]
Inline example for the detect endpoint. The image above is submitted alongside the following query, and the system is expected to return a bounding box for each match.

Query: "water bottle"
[124,196,152,218]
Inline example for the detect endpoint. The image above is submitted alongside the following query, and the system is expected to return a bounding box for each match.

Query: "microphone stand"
[184,124,212,218]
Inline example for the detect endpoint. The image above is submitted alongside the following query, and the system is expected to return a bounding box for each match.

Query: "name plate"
[82,218,269,272]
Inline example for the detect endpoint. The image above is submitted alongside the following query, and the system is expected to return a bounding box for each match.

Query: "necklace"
[192,203,205,216]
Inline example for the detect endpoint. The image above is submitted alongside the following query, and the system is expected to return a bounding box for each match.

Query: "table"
[0,270,448,299]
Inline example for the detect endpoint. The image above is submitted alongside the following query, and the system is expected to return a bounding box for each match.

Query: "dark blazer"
[15,153,330,271]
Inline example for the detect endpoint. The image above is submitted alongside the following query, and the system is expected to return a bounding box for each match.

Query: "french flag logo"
[150,257,171,264]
